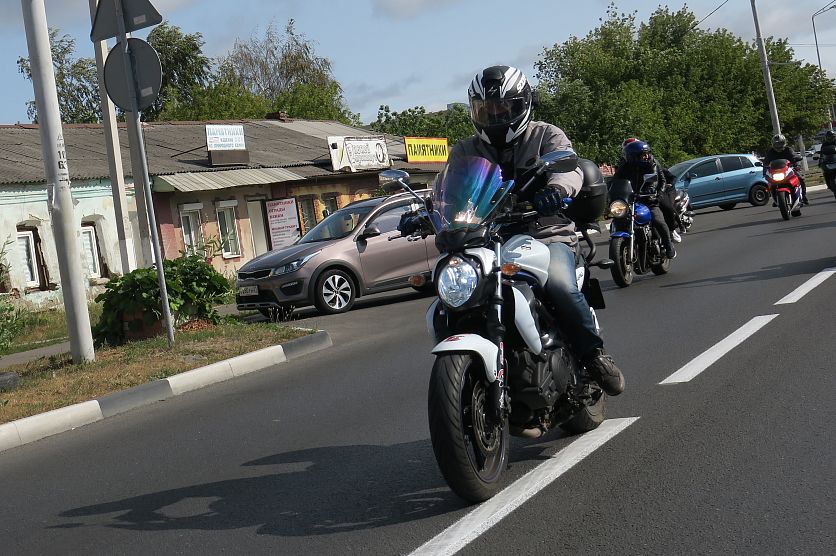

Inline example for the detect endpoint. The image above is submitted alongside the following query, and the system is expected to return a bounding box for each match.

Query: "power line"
[690,0,730,30]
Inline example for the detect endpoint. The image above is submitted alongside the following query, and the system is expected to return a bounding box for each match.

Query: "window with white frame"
[215,202,241,257]
[17,230,38,287]
[81,224,102,278]
[180,207,203,255]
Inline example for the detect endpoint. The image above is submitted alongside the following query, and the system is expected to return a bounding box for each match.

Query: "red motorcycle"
[766,158,802,220]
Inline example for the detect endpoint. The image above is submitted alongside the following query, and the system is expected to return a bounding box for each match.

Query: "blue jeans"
[544,242,604,358]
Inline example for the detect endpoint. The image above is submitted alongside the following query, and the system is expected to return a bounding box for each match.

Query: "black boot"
[583,348,625,396]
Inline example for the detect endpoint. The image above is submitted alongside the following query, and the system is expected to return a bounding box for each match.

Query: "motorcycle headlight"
[609,200,629,218]
[771,171,786,181]
[271,251,320,276]
[437,256,479,308]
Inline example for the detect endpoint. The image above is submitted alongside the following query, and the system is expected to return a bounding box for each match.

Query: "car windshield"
[299,205,374,243]
[668,161,695,179]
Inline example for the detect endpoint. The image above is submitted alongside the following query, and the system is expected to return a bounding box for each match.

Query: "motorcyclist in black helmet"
[613,140,678,258]
[764,133,809,206]
[400,65,625,396]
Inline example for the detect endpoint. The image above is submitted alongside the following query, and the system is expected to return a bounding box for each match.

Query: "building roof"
[0,119,444,186]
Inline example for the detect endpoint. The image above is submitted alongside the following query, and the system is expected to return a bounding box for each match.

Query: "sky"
[1,0,836,125]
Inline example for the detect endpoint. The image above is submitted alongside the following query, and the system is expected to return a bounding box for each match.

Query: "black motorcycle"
[818,145,836,199]
[608,174,672,287]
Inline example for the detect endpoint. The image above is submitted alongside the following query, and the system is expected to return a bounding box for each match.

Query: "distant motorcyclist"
[764,133,809,206]
[400,65,625,396]
[818,129,836,161]
[612,140,679,257]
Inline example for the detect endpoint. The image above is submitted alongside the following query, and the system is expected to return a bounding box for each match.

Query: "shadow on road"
[660,255,836,290]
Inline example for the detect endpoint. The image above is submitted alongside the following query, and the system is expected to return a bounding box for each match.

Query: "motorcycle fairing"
[509,286,542,354]
[501,234,550,285]
[431,333,499,381]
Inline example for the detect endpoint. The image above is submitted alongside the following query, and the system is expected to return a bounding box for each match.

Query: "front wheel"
[428,353,509,503]
[749,183,769,206]
[718,202,737,211]
[609,237,634,287]
[777,191,791,220]
[314,269,356,314]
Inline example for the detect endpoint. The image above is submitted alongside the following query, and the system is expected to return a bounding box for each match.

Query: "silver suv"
[236,191,437,318]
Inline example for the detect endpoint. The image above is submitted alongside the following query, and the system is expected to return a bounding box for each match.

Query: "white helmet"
[468,65,533,148]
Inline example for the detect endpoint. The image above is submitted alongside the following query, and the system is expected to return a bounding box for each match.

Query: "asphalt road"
[1,192,835,555]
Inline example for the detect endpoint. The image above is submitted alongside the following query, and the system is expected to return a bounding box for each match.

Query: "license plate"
[238,286,258,296]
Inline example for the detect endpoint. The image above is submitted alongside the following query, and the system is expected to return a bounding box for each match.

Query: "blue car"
[669,154,769,210]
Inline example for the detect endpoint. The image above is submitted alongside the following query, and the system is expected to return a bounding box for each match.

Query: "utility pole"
[21,0,95,364]
[87,0,136,274]
[751,0,782,136]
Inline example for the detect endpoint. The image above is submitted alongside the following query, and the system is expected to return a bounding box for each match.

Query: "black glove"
[397,212,420,236]
[533,186,568,216]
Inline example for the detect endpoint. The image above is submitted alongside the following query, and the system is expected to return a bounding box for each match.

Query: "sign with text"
[327,135,390,172]
[206,124,246,151]
[404,137,449,163]
[265,198,301,250]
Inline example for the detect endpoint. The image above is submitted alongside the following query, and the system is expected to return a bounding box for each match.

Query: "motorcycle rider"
[400,65,625,396]
[764,133,808,206]
[612,139,678,257]
[818,129,836,163]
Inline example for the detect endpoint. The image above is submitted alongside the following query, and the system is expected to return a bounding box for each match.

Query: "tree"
[221,19,357,124]
[370,104,472,144]
[17,29,100,123]
[145,21,211,122]
[534,4,836,164]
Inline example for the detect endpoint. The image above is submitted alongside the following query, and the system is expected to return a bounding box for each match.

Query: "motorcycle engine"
[509,347,574,423]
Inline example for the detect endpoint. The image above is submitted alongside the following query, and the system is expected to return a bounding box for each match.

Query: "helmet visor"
[470,96,528,127]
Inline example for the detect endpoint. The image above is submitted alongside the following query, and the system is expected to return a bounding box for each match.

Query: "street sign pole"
[20,0,95,364]
[111,0,175,347]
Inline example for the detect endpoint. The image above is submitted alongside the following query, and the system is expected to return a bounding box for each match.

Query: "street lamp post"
[812,2,836,130]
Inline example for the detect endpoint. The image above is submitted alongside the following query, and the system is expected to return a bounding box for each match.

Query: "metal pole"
[87,0,136,274]
[813,9,835,131]
[20,0,95,363]
[751,0,782,136]
[113,0,175,346]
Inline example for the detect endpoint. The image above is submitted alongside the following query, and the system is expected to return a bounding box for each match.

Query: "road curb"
[0,330,332,454]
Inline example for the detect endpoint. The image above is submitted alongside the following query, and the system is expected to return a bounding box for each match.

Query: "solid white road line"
[660,314,779,384]
[774,268,836,305]
[409,417,639,556]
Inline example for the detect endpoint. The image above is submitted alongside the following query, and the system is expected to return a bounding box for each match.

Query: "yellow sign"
[404,137,449,163]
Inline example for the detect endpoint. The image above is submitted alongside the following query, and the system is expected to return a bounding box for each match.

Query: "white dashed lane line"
[409,418,639,556]
[774,268,836,305]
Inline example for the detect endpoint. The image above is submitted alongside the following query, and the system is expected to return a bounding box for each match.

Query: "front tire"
[749,183,769,206]
[428,353,509,503]
[609,237,634,287]
[718,202,737,211]
[314,269,356,314]
[777,191,791,220]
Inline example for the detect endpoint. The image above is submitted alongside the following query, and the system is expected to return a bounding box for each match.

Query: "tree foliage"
[370,104,473,145]
[145,21,211,122]
[534,4,836,164]
[17,29,100,123]
[220,19,357,124]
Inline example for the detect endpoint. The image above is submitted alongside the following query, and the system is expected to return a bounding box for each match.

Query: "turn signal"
[408,274,426,287]
[501,263,521,276]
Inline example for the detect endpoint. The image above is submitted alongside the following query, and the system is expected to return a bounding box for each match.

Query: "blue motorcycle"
[607,174,671,287]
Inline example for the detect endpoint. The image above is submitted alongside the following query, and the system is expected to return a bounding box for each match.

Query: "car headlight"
[271,251,320,276]
[771,171,786,181]
[609,200,629,218]
[437,256,479,308]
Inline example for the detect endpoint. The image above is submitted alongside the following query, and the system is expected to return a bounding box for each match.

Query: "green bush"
[93,254,232,346]
[0,238,24,353]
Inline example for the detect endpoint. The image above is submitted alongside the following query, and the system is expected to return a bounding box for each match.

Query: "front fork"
[488,241,507,423]
[628,205,636,261]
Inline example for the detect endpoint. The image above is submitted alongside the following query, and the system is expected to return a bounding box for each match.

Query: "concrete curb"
[0,330,332,454]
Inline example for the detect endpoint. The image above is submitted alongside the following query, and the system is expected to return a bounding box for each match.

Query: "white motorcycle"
[382,151,613,503]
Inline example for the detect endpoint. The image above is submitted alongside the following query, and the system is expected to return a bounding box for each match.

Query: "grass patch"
[1,304,103,356]
[0,321,311,424]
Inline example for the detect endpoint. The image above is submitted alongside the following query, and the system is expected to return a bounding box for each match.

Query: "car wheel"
[748,183,769,206]
[314,269,356,314]
[718,202,737,210]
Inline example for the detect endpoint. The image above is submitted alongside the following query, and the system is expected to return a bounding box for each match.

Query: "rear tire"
[609,237,633,287]
[651,256,671,275]
[560,390,607,434]
[428,353,509,503]
[778,192,791,220]
[749,184,769,206]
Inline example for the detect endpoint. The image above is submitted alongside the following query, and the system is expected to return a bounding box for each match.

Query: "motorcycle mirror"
[537,150,579,174]
[379,169,410,186]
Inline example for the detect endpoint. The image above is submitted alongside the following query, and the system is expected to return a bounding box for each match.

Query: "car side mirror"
[754,161,763,167]
[686,172,697,180]
[358,224,381,240]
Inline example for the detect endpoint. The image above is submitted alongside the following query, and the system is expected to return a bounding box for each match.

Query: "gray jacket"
[447,120,583,245]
